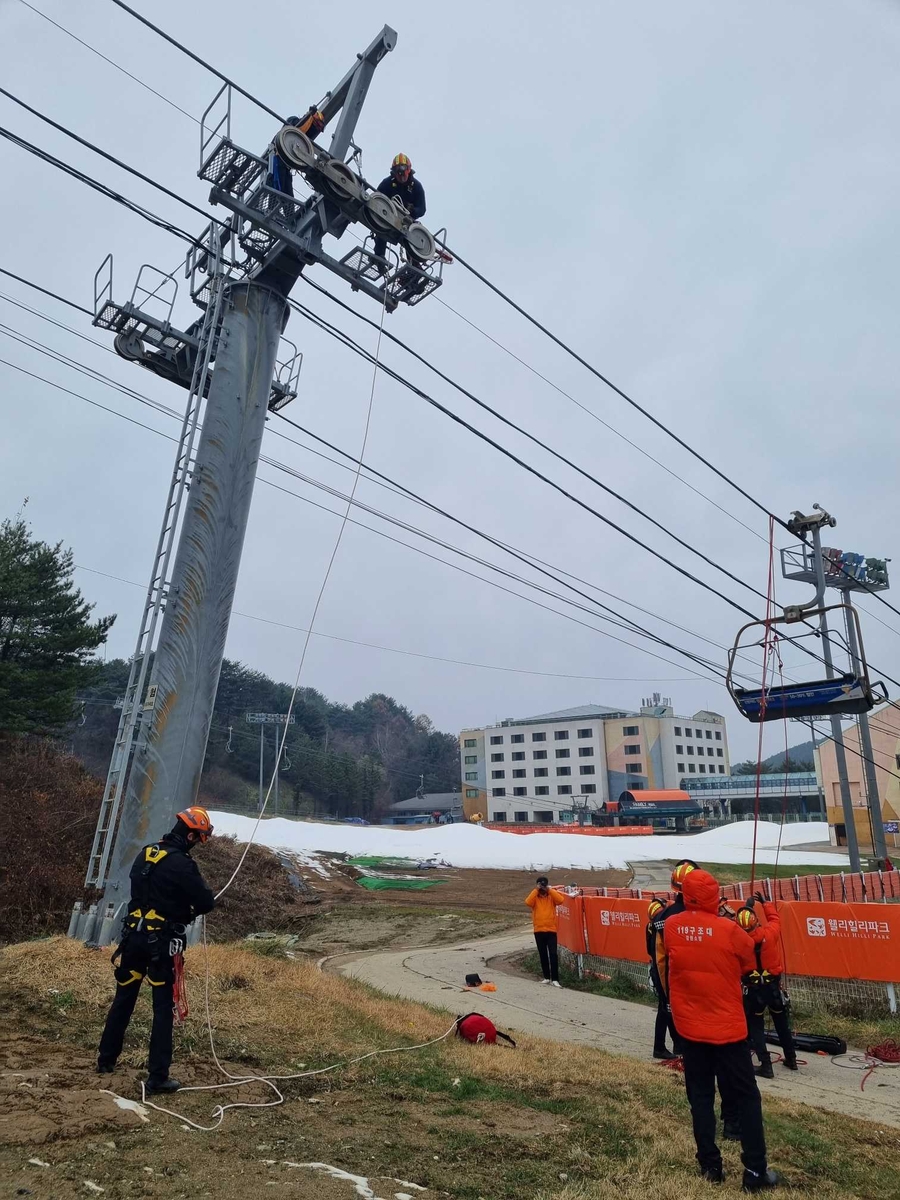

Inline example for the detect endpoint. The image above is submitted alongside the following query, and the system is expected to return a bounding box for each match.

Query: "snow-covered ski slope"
[210,813,845,873]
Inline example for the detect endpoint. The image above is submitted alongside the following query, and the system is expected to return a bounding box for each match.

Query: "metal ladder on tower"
[83,267,228,888]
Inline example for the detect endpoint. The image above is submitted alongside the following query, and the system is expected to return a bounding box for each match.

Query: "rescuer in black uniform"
[373,153,427,264]
[97,806,215,1094]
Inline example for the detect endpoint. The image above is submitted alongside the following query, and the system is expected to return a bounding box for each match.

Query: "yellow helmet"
[737,906,759,932]
[671,860,699,891]
[648,898,665,920]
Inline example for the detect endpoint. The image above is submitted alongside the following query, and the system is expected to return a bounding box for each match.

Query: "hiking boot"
[96,1061,116,1075]
[742,1167,779,1192]
[145,1077,181,1095]
[700,1165,725,1184]
[653,1050,678,1061]
[722,1120,742,1141]
[782,1057,798,1071]
[754,1061,775,1079]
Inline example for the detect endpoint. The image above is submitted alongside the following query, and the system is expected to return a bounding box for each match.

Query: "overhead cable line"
[0,265,92,316]
[73,562,699,684]
[434,295,766,545]
[4,338,728,684]
[16,1,200,123]
[108,0,285,123]
[99,0,900,623]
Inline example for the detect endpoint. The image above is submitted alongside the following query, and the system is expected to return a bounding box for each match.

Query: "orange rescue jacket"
[747,901,784,976]
[663,870,757,1044]
[525,887,567,933]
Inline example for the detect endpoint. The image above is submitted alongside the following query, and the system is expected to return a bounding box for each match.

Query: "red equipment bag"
[455,1012,516,1047]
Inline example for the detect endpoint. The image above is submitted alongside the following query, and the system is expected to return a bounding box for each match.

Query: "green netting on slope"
[356,877,446,891]
[348,856,420,868]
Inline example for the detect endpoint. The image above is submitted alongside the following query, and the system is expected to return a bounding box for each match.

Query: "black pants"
[650,967,680,1054]
[98,937,174,1082]
[681,1038,767,1175]
[747,979,795,1064]
[534,931,559,981]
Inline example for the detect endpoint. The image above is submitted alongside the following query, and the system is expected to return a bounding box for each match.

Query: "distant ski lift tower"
[74,27,444,944]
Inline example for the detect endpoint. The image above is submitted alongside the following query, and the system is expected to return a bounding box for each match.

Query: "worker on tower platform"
[663,869,779,1192]
[737,895,798,1077]
[268,106,325,203]
[372,153,427,265]
[97,807,216,1095]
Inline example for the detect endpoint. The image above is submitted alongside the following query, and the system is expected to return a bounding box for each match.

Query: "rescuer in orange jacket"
[737,895,797,1077]
[646,859,698,1059]
[663,870,778,1191]
[525,875,567,986]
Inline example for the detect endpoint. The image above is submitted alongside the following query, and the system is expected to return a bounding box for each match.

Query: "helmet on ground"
[176,805,214,843]
[737,906,759,932]
[391,153,412,178]
[671,859,699,891]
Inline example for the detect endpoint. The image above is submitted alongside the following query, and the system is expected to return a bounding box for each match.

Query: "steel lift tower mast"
[72,27,447,943]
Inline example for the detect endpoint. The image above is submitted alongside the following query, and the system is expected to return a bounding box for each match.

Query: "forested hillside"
[70,658,460,818]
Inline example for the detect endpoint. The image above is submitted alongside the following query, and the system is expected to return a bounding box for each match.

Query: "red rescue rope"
[173,951,189,1024]
[750,518,778,889]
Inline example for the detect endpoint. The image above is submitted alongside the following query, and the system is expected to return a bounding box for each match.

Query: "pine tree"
[0,515,114,733]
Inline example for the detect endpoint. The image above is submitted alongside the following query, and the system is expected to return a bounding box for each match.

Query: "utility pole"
[74,26,446,943]
[246,712,295,813]
[781,507,891,872]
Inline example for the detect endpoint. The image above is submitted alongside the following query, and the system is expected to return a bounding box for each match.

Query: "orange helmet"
[671,859,699,891]
[647,898,665,920]
[391,153,412,179]
[737,906,759,932]
[176,805,214,843]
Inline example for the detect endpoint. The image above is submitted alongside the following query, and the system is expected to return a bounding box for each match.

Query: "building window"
[514,810,529,821]
[558,785,572,795]
[554,730,569,740]
[675,744,683,754]
[579,764,595,775]
[532,731,546,742]
[490,735,503,745]
[624,744,641,756]
[717,748,723,758]
[706,731,712,740]
[677,762,685,773]
[492,787,506,797]
[533,749,547,760]
[555,748,570,759]
[534,767,548,777]
[535,786,549,796]
[578,746,594,757]
[577,728,593,738]
[718,765,726,774]
[626,763,642,774]
[514,787,527,797]
[689,764,696,773]
[685,728,692,737]
[513,769,526,779]
[674,726,682,736]
[623,725,639,736]
[464,755,477,764]
[699,764,706,774]
[511,733,524,743]
[557,766,572,776]
[465,771,477,781]
[490,753,504,763]
[492,811,507,822]
[583,783,597,794]
[466,788,479,799]
[696,747,704,756]
[491,770,505,780]
[715,731,722,741]
[687,746,694,756]
[630,781,645,790]
[512,751,525,761]
[463,738,476,748]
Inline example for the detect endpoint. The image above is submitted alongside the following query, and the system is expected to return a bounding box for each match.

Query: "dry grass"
[3,938,900,1199]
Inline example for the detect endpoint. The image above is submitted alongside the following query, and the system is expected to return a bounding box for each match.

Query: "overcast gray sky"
[2,0,899,762]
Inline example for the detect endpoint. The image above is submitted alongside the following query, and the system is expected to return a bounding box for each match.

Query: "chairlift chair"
[726,602,887,723]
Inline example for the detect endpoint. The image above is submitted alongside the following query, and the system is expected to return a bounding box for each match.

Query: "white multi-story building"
[459,695,730,823]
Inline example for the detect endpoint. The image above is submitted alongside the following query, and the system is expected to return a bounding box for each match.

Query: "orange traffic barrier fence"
[556,894,900,983]
[485,824,653,836]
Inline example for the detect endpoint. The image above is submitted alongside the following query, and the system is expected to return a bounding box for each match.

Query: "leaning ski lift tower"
[72,27,445,944]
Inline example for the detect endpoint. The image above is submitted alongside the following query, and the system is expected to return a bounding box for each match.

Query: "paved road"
[337,928,900,1130]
